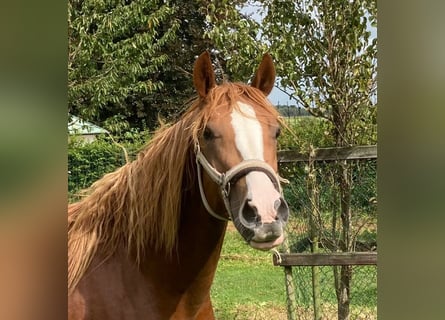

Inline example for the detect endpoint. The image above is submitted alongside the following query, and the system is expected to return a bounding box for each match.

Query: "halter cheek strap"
[195,142,285,221]
[195,157,230,221]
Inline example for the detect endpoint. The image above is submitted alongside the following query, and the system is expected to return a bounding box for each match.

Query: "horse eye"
[203,127,215,140]
[275,127,281,139]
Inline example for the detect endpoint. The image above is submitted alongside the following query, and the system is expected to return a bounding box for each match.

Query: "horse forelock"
[67,82,280,293]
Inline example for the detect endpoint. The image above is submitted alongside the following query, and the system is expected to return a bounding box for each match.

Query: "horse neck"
[174,154,229,269]
[138,176,228,315]
[178,184,228,264]
[178,178,228,276]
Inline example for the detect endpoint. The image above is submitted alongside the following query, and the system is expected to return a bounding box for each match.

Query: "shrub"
[279,116,334,152]
[68,136,125,201]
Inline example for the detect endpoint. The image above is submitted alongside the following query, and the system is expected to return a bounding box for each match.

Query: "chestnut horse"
[68,52,289,320]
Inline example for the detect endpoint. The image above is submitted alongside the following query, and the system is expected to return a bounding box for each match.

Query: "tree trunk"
[337,265,352,320]
[308,152,322,320]
[335,159,353,320]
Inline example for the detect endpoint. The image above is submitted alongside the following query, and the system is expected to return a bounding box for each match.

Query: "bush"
[68,128,152,202]
[279,116,334,151]
[68,136,125,201]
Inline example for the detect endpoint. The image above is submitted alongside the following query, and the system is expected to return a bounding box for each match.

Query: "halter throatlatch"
[195,142,284,221]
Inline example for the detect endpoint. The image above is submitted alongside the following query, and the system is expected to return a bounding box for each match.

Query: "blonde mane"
[68,82,280,292]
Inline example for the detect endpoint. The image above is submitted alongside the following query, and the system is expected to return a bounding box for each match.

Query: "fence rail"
[278,145,377,163]
[273,252,377,267]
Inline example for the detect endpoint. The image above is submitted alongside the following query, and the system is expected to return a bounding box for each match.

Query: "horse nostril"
[240,200,260,227]
[276,197,290,223]
[274,199,281,210]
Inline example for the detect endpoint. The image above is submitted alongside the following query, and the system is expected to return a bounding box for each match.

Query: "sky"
[269,85,294,105]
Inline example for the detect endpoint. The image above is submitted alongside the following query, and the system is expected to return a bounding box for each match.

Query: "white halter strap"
[194,142,284,221]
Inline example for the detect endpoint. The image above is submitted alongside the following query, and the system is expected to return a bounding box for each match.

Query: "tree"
[262,0,377,146]
[205,0,376,144]
[68,0,219,133]
[206,1,377,319]
[68,0,181,132]
[134,0,217,128]
[203,1,267,82]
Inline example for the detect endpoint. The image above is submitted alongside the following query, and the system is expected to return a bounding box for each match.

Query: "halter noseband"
[194,142,283,221]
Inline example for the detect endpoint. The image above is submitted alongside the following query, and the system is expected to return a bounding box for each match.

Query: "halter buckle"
[222,181,231,199]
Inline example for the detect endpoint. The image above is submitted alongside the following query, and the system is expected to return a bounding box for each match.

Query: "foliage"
[279,116,334,152]
[205,0,377,146]
[68,0,217,132]
[138,0,219,127]
[68,131,150,201]
[281,160,377,217]
[68,136,122,200]
[68,1,179,129]
[202,1,266,82]
[276,105,311,117]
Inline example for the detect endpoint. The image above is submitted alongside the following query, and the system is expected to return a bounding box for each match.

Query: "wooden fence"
[274,145,377,320]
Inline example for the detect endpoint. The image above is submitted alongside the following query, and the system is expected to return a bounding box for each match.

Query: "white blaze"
[230,101,264,160]
[231,102,281,223]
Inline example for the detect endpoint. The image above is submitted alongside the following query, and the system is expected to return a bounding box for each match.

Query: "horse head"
[193,51,289,251]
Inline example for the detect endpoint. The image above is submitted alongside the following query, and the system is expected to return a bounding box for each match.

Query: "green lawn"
[211,227,377,320]
[211,228,288,319]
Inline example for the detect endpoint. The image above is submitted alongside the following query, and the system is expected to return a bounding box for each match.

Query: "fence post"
[281,234,297,320]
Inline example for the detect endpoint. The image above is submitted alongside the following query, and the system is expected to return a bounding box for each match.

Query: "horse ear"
[193,51,216,98]
[251,53,276,96]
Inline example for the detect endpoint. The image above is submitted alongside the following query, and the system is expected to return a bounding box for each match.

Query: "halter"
[195,142,283,221]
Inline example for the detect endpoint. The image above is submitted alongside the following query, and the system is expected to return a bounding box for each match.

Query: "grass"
[211,227,288,319]
[211,226,377,320]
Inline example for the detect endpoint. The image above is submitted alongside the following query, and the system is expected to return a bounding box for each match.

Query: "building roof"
[68,115,108,135]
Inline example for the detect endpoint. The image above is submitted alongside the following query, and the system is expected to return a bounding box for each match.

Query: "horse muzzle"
[235,190,289,250]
